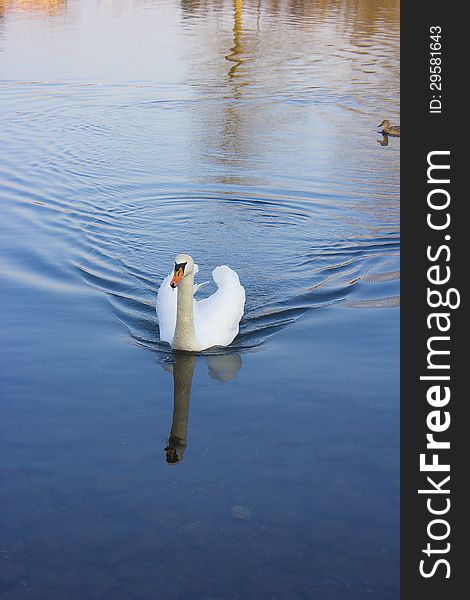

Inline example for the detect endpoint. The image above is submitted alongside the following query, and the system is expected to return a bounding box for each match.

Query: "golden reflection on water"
[226,0,244,81]
[180,0,399,28]
[0,0,400,210]
[178,0,399,190]
[1,0,66,15]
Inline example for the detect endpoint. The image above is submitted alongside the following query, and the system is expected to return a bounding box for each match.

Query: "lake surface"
[0,1,399,598]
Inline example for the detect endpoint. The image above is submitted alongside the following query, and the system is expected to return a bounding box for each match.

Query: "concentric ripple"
[0,79,399,355]
[72,188,399,353]
[0,0,399,356]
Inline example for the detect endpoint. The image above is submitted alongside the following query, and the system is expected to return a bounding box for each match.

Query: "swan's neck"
[172,273,200,351]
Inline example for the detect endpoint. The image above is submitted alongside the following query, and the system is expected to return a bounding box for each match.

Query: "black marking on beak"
[174,261,187,272]
[170,262,187,288]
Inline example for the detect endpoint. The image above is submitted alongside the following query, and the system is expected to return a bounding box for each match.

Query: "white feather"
[156,263,245,351]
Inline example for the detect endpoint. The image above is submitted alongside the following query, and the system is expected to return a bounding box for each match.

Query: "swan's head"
[170,253,195,288]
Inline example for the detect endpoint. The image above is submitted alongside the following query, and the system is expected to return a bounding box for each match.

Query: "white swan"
[156,254,245,352]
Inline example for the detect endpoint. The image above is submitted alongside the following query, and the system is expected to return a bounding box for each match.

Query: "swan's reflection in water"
[164,352,242,464]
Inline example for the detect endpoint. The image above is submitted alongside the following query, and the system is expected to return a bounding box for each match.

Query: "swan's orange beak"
[170,266,184,288]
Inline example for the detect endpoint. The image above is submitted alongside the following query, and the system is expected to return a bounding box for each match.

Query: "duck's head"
[378,119,390,128]
[170,253,195,288]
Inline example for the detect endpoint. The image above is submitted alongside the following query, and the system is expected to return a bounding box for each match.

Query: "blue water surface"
[0,1,399,598]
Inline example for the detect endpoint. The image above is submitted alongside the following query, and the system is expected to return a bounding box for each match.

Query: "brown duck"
[378,119,400,137]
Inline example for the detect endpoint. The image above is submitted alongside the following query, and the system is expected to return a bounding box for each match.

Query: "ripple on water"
[0,178,398,354]
[0,59,399,356]
[69,189,399,354]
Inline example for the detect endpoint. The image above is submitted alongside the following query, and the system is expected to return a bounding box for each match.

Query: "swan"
[156,254,245,352]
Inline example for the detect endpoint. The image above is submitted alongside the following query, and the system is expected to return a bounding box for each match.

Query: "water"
[0,1,399,598]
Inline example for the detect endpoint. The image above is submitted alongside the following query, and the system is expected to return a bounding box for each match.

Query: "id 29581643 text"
[429,26,443,114]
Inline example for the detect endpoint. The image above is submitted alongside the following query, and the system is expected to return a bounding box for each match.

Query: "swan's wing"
[156,264,201,345]
[194,266,245,349]
[156,272,177,345]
